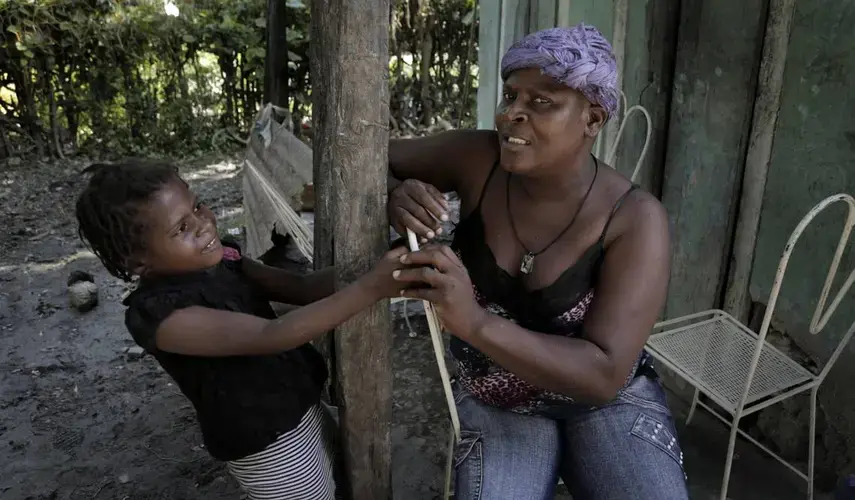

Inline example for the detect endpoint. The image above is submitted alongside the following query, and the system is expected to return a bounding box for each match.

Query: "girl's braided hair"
[75,159,181,281]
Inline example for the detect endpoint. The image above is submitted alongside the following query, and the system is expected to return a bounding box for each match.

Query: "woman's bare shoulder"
[599,167,668,246]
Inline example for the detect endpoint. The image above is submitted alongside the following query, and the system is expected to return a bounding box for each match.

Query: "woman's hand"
[388,179,449,242]
[392,243,488,339]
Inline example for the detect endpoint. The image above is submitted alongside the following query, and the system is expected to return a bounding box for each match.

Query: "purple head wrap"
[500,24,619,118]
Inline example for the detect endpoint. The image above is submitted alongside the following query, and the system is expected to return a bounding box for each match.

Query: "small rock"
[124,346,146,360]
[68,271,98,312]
[118,472,130,484]
[67,270,95,287]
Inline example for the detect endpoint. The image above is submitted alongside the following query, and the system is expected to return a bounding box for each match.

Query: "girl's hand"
[388,179,449,242]
[392,243,488,339]
[360,246,411,299]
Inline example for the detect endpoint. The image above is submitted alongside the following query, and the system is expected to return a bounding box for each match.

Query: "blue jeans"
[452,374,689,500]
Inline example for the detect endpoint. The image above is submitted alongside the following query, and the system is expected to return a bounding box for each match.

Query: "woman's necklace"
[507,155,599,275]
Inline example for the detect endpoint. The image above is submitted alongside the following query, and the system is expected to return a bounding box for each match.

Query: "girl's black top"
[123,242,327,461]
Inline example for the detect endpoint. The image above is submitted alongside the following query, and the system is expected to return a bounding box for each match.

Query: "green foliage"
[0,0,478,159]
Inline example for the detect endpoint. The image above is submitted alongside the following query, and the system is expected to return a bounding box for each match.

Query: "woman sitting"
[388,24,689,500]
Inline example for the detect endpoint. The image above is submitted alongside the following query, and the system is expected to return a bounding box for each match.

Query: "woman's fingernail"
[400,255,407,263]
[427,231,435,239]
[420,237,428,244]
[436,227,443,235]
[399,289,406,296]
[441,213,449,222]
[392,270,401,279]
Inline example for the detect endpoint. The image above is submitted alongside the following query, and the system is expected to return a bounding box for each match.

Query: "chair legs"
[696,391,819,500]
[808,388,817,500]
[720,414,741,500]
[686,389,701,426]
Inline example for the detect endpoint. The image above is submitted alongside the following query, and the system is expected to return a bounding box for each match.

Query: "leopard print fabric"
[454,285,595,415]
[453,281,647,416]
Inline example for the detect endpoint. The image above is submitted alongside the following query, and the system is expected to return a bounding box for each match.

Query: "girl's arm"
[241,257,334,305]
[153,247,407,357]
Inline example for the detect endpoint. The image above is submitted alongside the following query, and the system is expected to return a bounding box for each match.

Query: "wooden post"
[659,0,768,318]
[310,1,392,499]
[624,0,680,197]
[602,0,628,158]
[265,0,289,107]
[723,0,797,321]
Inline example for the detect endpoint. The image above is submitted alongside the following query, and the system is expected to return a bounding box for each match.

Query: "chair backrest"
[736,193,855,413]
[596,90,653,184]
[605,104,652,184]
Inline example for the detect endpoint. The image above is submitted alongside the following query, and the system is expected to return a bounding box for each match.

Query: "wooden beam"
[476,1,502,129]
[660,0,768,318]
[529,0,557,32]
[310,0,392,499]
[265,0,289,107]
[602,0,627,158]
[723,0,797,321]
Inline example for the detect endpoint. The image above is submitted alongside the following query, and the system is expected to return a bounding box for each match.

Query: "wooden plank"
[616,0,680,195]
[498,0,530,58]
[529,0,557,32]
[723,0,797,322]
[660,0,768,318]
[476,0,529,130]
[310,0,392,498]
[602,0,626,157]
[264,0,289,106]
[477,0,502,129]
[556,0,614,38]
[498,0,530,87]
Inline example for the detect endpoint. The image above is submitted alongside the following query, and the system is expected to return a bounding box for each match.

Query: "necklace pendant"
[520,252,535,275]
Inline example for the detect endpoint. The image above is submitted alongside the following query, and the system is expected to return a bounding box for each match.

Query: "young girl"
[75,159,408,500]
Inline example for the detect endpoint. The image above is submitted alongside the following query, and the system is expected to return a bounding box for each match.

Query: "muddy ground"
[0,155,834,500]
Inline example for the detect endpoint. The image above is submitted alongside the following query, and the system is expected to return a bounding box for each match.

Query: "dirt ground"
[0,155,835,500]
[0,155,448,500]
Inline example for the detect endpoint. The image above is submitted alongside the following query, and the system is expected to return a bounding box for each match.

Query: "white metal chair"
[646,193,855,500]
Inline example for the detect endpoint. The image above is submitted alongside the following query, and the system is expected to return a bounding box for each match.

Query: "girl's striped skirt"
[227,404,337,499]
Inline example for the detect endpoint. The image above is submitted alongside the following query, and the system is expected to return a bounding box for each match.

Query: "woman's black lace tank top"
[123,243,327,461]
[449,160,651,417]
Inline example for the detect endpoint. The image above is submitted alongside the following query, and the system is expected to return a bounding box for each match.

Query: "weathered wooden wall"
[659,1,768,318]
[747,0,855,478]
